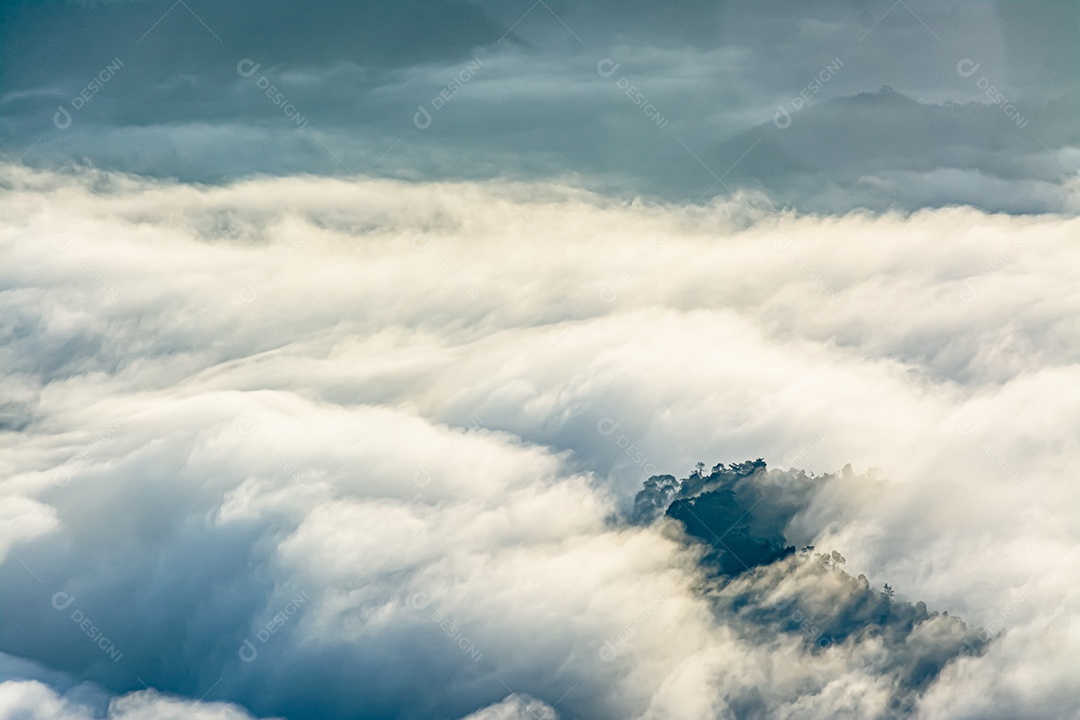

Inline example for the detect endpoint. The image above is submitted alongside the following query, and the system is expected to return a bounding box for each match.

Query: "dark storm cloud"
[1,0,1077,211]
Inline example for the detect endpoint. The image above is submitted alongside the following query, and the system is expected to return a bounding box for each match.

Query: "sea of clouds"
[1,166,1078,720]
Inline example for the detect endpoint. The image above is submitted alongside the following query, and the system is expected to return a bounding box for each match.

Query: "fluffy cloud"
[0,676,270,720]
[0,167,1078,719]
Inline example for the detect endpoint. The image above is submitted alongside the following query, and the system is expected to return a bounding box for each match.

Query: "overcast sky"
[1,2,1079,720]
[2,0,1078,210]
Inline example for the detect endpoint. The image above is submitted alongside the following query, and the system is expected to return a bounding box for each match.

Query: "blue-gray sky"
[2,0,1078,211]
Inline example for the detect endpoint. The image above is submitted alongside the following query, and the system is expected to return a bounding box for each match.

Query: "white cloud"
[0,679,271,720]
[0,167,1077,719]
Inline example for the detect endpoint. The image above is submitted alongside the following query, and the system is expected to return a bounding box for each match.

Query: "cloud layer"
[1,167,1078,719]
